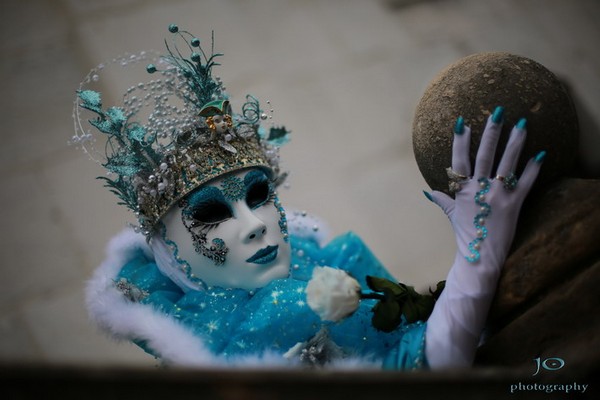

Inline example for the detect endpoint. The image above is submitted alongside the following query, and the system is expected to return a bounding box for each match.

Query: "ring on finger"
[447,167,468,193]
[496,172,518,191]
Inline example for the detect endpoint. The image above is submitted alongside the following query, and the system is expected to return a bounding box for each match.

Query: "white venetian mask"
[158,168,291,290]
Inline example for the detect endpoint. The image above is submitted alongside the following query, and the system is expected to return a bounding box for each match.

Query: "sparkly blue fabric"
[117,232,427,369]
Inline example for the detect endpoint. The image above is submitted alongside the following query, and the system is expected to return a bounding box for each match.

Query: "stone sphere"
[412,52,579,194]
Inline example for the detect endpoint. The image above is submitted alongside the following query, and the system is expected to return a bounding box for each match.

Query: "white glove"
[424,107,544,368]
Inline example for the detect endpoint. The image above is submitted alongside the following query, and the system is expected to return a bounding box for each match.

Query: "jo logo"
[532,357,565,376]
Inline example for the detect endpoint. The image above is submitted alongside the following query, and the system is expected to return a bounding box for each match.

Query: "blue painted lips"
[246,245,279,265]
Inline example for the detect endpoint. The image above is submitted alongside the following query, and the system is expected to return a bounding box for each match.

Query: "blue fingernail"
[492,106,504,124]
[423,190,433,202]
[516,117,527,130]
[534,150,546,164]
[454,116,464,135]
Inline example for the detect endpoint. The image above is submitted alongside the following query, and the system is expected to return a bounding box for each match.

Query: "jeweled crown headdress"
[72,24,290,238]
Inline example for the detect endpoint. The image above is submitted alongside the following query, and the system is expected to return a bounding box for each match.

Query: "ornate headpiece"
[72,25,290,238]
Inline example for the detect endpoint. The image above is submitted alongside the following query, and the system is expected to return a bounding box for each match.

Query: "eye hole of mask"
[246,181,271,209]
[191,201,232,224]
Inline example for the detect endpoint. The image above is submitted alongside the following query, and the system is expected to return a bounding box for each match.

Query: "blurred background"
[0,0,598,367]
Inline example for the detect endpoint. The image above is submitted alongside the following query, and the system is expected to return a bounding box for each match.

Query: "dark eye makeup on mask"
[183,170,274,225]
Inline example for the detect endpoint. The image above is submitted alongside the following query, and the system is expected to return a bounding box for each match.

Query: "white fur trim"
[86,230,297,367]
[86,229,222,366]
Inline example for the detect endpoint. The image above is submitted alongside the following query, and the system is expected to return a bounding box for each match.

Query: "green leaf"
[366,276,405,297]
[77,90,102,113]
[127,124,147,142]
[402,295,435,324]
[371,298,402,333]
[430,281,446,300]
[88,107,127,135]
[366,276,446,329]
[97,176,138,212]
[106,107,126,130]
[89,117,115,134]
[104,153,142,176]
[267,126,290,145]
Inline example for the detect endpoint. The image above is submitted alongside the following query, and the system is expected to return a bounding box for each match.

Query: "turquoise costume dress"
[103,231,427,369]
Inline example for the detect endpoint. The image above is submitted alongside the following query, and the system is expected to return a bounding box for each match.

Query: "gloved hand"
[424,106,545,368]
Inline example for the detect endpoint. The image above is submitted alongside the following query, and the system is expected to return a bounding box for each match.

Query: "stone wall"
[476,179,600,381]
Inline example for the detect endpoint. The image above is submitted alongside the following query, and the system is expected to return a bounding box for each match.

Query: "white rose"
[305,266,361,322]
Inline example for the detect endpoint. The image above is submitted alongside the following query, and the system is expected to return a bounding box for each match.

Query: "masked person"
[76,25,543,369]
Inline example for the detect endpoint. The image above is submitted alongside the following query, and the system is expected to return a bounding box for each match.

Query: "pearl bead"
[477,229,483,237]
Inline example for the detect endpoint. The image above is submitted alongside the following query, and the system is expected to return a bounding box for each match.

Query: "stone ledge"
[1,362,594,400]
